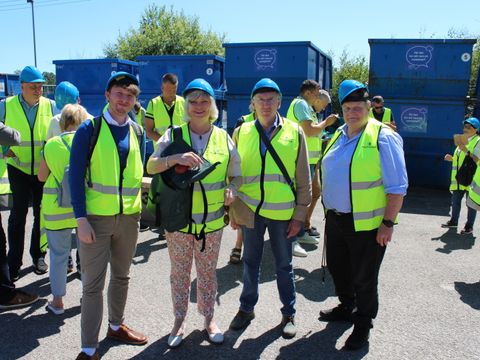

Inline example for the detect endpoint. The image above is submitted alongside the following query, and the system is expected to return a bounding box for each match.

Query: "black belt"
[329,209,351,216]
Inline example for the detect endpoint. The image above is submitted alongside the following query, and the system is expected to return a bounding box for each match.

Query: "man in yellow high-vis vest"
[286,80,338,257]
[0,66,57,280]
[370,95,396,131]
[144,73,185,143]
[319,80,407,350]
[229,78,311,339]
[69,72,147,360]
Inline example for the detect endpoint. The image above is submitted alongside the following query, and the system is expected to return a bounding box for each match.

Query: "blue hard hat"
[338,80,368,104]
[20,65,45,83]
[251,78,281,98]
[55,81,79,110]
[464,117,480,130]
[183,78,215,98]
[106,71,139,91]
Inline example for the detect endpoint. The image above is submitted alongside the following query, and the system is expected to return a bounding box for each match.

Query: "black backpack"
[456,154,477,187]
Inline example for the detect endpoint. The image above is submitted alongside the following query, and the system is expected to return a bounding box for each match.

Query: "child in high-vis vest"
[38,104,88,314]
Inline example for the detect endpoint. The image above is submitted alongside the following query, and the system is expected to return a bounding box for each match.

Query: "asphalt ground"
[1,187,480,360]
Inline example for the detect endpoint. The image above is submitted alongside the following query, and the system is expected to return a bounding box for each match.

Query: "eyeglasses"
[223,206,230,225]
[374,106,383,110]
[342,106,366,113]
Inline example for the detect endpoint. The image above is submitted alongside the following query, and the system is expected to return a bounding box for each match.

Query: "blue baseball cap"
[20,65,45,83]
[106,71,139,91]
[464,117,480,130]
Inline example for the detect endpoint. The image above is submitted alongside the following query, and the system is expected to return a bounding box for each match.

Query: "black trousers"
[7,164,45,274]
[0,213,15,302]
[325,211,386,327]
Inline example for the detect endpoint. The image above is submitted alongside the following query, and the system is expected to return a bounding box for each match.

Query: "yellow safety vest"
[175,124,230,235]
[85,117,143,215]
[322,118,389,231]
[0,151,10,195]
[149,95,185,136]
[5,95,52,175]
[450,135,480,191]
[286,97,321,165]
[242,113,255,123]
[237,118,299,220]
[369,107,392,124]
[41,133,76,230]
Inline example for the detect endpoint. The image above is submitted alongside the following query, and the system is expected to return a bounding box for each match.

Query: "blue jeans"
[240,215,296,316]
[451,190,476,227]
[47,228,75,297]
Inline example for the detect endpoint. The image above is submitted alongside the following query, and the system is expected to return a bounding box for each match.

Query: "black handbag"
[456,153,477,187]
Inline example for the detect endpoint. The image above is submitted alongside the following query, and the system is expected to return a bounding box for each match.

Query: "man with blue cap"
[319,80,407,350]
[69,72,147,360]
[228,78,311,338]
[0,65,57,280]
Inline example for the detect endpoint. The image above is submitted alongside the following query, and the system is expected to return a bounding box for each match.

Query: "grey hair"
[319,89,331,103]
[183,90,219,123]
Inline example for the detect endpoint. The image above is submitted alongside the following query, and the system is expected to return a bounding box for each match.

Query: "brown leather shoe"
[75,351,100,360]
[107,324,148,345]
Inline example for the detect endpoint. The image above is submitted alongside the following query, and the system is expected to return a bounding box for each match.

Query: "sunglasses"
[223,206,230,225]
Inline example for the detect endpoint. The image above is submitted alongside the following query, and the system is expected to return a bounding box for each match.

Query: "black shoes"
[229,310,255,330]
[461,225,473,235]
[344,325,371,350]
[319,304,353,322]
[281,315,296,338]
[441,220,458,228]
[33,257,48,275]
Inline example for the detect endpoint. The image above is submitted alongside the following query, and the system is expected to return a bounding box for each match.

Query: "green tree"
[104,5,226,60]
[42,71,56,85]
[330,50,369,114]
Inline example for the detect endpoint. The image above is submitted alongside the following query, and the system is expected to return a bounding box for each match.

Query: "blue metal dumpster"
[0,74,21,99]
[136,55,225,94]
[368,39,476,100]
[223,41,333,96]
[53,58,139,95]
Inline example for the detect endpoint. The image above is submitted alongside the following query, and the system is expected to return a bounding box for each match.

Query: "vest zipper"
[257,142,266,215]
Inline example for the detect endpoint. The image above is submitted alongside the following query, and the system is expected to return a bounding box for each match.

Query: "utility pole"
[27,0,37,67]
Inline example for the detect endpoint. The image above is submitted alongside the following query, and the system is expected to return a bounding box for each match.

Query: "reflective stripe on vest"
[237,118,299,220]
[467,168,480,211]
[85,117,143,215]
[176,123,230,235]
[369,107,392,124]
[5,95,52,175]
[286,97,321,165]
[152,95,185,136]
[322,118,388,231]
[41,133,76,230]
[450,136,480,191]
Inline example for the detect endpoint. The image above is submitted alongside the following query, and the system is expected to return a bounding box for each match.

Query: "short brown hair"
[162,73,178,85]
[300,80,321,95]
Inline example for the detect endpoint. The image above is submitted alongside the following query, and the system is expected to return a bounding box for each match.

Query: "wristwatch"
[382,219,395,228]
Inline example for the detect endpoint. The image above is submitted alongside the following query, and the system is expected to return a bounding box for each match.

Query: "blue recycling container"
[0,74,20,99]
[53,58,139,95]
[223,41,332,96]
[135,55,225,94]
[368,39,476,100]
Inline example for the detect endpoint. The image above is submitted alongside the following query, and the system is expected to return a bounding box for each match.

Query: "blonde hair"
[183,90,219,123]
[60,103,88,132]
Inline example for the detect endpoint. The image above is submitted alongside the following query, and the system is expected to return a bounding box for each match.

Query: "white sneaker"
[292,241,308,257]
[297,233,320,245]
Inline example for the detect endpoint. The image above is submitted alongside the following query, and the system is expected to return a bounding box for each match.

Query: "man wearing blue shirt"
[319,80,407,351]
[0,66,57,279]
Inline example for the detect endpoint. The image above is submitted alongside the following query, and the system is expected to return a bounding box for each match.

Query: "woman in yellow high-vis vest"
[38,104,88,315]
[147,79,241,348]
[443,117,480,234]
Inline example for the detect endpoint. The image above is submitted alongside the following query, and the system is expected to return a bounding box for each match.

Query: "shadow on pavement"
[431,228,476,254]
[277,321,368,360]
[401,187,450,216]
[0,302,80,359]
[132,235,167,265]
[294,268,336,303]
[454,281,480,310]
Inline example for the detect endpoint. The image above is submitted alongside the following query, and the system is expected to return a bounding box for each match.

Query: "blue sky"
[1,0,479,74]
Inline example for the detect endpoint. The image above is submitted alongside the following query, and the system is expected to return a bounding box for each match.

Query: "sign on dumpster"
[405,45,434,71]
[400,106,428,133]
